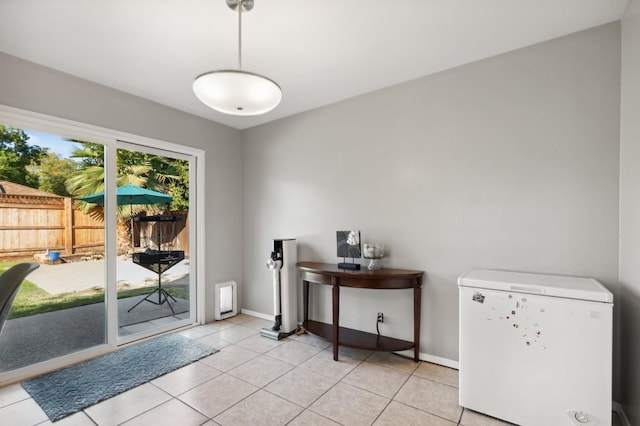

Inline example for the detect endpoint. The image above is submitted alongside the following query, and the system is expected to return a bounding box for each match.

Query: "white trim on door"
[0,104,206,383]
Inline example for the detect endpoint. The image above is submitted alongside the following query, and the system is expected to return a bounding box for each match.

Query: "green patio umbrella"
[79,184,173,249]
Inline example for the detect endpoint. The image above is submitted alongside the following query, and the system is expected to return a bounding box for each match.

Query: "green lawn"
[1,261,188,319]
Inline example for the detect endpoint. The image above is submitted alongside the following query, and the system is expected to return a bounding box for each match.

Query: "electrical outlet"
[377,312,384,323]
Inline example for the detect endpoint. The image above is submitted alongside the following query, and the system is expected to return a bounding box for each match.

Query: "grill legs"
[127,271,178,314]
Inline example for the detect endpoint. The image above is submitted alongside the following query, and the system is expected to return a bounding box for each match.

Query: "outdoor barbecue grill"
[132,250,185,275]
[128,215,184,313]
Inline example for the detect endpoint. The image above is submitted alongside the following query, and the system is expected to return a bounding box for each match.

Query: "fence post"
[64,197,74,254]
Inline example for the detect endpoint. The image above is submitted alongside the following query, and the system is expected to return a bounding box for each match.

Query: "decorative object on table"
[363,243,385,270]
[22,334,218,422]
[336,230,361,270]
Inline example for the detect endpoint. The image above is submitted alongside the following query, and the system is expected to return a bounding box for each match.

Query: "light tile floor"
[0,313,622,426]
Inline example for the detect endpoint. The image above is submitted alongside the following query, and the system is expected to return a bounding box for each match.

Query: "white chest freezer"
[458,269,613,426]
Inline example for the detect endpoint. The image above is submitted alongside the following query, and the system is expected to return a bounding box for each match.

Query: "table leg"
[414,285,421,362]
[332,278,339,361]
[303,280,309,324]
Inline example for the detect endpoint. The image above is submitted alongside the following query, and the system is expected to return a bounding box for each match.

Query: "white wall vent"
[214,280,237,320]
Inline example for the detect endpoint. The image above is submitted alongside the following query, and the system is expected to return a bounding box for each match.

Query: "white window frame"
[0,105,206,385]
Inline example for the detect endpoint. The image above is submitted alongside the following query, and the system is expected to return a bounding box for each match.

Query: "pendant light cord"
[238,0,243,70]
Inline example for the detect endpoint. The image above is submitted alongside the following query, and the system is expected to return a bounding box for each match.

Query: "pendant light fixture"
[193,0,282,116]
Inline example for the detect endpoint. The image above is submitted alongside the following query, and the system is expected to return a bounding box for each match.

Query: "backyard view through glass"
[0,126,106,371]
[113,145,191,337]
[0,125,192,373]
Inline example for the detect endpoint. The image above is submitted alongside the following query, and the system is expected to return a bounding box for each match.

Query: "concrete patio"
[27,257,190,295]
[0,257,191,373]
[0,295,190,372]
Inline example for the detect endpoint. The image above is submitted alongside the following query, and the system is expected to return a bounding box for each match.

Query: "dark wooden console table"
[297,261,424,362]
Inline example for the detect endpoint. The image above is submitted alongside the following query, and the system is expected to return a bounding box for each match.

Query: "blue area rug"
[22,333,218,421]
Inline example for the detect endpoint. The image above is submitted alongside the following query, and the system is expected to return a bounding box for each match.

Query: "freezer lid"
[458,268,613,303]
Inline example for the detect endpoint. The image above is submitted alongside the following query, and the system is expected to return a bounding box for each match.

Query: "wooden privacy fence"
[0,194,189,259]
[0,194,103,259]
[132,211,190,254]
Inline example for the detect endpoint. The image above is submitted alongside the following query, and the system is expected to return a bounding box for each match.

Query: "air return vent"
[214,280,237,320]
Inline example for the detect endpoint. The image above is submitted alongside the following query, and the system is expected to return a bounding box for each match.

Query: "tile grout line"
[269,344,370,425]
[207,375,262,424]
[303,354,369,425]
[196,333,314,425]
[109,382,170,426]
[4,316,493,426]
[367,357,416,425]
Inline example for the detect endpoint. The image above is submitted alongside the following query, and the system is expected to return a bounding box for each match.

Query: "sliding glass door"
[114,142,195,342]
[0,128,107,373]
[0,111,200,382]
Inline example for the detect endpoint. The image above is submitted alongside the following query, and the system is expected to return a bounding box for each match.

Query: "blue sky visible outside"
[24,129,79,158]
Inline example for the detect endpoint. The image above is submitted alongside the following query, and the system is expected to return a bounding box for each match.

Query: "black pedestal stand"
[127,268,178,313]
[337,257,361,270]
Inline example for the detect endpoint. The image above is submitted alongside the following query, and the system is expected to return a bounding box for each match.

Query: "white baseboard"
[241,309,629,424]
[240,308,273,321]
[241,309,460,369]
[613,402,631,426]
[423,353,459,369]
[394,349,459,369]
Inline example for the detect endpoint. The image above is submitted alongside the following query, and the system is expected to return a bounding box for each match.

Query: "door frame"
[0,105,206,385]
[114,140,199,345]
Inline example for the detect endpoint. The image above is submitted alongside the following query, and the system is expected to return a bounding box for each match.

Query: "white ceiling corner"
[0,0,629,130]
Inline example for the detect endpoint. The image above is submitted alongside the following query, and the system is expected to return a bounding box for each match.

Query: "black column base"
[337,262,361,270]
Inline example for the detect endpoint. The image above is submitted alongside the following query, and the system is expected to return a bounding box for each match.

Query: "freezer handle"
[509,284,544,294]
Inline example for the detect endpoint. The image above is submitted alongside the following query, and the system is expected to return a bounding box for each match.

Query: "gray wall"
[242,23,621,368]
[620,0,640,422]
[0,52,244,321]
[0,17,628,412]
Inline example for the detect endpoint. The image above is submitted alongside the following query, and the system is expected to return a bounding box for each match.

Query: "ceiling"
[0,0,629,130]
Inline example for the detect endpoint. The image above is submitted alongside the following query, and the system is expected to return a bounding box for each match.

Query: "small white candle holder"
[362,243,385,270]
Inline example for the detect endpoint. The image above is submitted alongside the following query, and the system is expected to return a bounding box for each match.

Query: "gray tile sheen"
[1,314,621,426]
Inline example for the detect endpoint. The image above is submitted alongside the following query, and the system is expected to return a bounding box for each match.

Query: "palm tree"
[65,140,189,255]
[65,142,189,253]
[66,142,185,220]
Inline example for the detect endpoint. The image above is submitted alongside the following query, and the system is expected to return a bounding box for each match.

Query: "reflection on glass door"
[0,127,106,373]
[115,144,192,339]
[0,125,195,376]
